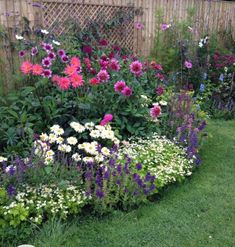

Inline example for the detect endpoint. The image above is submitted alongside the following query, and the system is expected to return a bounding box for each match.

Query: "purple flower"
[117,164,122,175]
[58,49,66,57]
[42,57,52,67]
[19,50,26,58]
[83,45,92,55]
[42,43,53,53]
[31,47,38,56]
[104,170,110,180]
[184,60,193,69]
[198,121,207,131]
[95,174,103,187]
[135,163,142,170]
[42,69,52,78]
[48,52,56,60]
[135,22,144,30]
[84,171,92,181]
[96,189,104,199]
[116,179,121,186]
[160,23,171,31]
[61,55,69,63]
[7,185,16,196]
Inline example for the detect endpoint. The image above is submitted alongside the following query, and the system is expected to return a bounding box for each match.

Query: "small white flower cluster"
[2,184,88,226]
[122,134,193,188]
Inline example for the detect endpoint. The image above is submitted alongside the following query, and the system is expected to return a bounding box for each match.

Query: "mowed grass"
[31,120,235,247]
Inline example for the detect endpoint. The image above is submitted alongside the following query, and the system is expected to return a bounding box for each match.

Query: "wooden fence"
[0,0,235,94]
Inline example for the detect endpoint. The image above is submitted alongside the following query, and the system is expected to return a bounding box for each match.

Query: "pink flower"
[150,104,161,118]
[156,73,164,81]
[52,75,60,85]
[135,22,144,30]
[31,47,38,56]
[99,39,108,46]
[42,57,52,67]
[32,64,43,76]
[100,114,113,126]
[83,45,92,55]
[20,61,32,74]
[130,60,143,76]
[114,80,126,93]
[97,70,110,82]
[84,58,91,69]
[160,23,171,31]
[64,65,77,76]
[99,59,109,70]
[109,58,120,71]
[155,86,165,96]
[89,78,100,86]
[58,77,70,90]
[121,86,133,97]
[70,74,83,88]
[184,60,193,69]
[71,56,81,68]
[42,69,52,78]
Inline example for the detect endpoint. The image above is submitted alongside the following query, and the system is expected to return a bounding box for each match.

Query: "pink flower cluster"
[114,81,133,97]
[20,61,51,78]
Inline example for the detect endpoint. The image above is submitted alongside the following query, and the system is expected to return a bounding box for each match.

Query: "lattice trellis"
[42,1,135,51]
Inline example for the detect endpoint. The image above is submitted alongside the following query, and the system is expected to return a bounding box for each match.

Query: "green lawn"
[31,120,235,247]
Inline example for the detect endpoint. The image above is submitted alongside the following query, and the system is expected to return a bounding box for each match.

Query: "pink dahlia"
[99,39,108,46]
[64,65,77,76]
[121,86,133,97]
[184,60,193,69]
[58,77,70,90]
[114,80,126,93]
[84,58,91,69]
[155,86,165,96]
[32,64,43,76]
[70,74,84,88]
[130,60,143,76]
[52,75,60,85]
[20,61,32,74]
[71,56,81,68]
[89,78,100,86]
[150,105,161,118]
[156,73,164,81]
[97,70,110,83]
[109,58,120,71]
[100,114,113,126]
